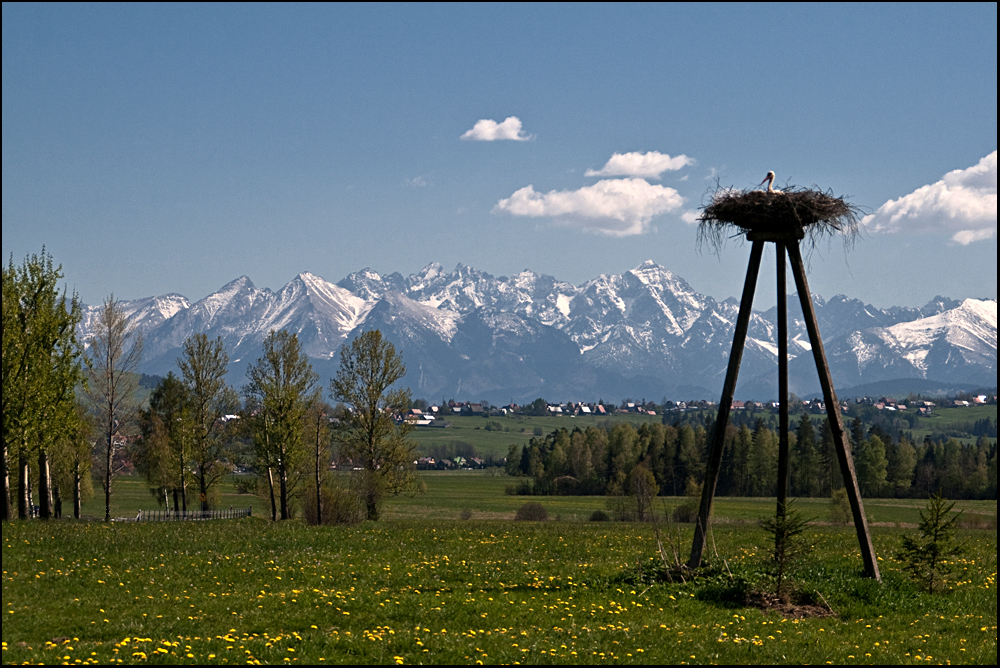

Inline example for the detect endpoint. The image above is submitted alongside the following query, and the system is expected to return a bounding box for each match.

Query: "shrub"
[514,502,548,521]
[589,510,611,522]
[553,475,580,495]
[829,488,851,525]
[628,465,658,521]
[302,485,365,525]
[515,479,534,496]
[605,487,635,522]
[533,426,543,436]
[459,508,473,521]
[234,477,257,495]
[672,501,698,523]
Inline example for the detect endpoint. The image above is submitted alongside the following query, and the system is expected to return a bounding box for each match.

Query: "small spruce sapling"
[760,499,814,597]
[898,492,963,594]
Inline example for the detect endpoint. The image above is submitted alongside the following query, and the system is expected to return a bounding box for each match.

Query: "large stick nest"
[698,185,862,253]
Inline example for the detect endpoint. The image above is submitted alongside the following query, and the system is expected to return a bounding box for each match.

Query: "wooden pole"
[786,242,880,580]
[776,243,790,521]
[689,240,765,569]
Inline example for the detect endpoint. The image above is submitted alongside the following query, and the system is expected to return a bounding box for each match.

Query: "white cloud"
[585,151,693,179]
[680,210,700,224]
[460,116,532,141]
[493,178,684,236]
[865,151,997,244]
[405,176,427,187]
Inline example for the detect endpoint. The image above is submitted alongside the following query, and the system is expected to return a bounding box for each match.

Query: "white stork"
[759,170,785,194]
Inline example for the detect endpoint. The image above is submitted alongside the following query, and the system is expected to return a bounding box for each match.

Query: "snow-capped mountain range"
[79,262,997,403]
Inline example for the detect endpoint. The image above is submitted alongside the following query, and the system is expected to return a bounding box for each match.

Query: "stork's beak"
[759,175,770,186]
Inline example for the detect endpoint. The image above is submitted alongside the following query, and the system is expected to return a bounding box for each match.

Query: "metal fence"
[134,507,252,522]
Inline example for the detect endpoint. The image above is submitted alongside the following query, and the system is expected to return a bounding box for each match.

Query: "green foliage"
[793,414,820,497]
[178,333,239,511]
[2,249,84,520]
[244,330,319,520]
[331,330,419,520]
[588,509,611,521]
[136,372,192,511]
[49,398,95,518]
[628,464,658,521]
[898,493,964,594]
[855,435,889,496]
[301,482,364,525]
[760,499,814,596]
[829,488,851,525]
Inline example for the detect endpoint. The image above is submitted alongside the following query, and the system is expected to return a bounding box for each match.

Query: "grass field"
[902,405,997,445]
[2,519,995,664]
[5,473,997,664]
[79,472,998,528]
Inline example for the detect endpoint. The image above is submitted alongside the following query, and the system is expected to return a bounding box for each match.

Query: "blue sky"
[3,3,996,309]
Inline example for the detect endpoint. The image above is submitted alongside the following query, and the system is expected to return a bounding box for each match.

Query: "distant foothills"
[82,261,998,405]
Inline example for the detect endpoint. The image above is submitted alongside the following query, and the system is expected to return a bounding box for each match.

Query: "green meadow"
[902,405,997,445]
[3,472,997,664]
[76,471,997,527]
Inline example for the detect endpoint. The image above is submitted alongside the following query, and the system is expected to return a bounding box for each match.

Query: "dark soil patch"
[746,590,835,619]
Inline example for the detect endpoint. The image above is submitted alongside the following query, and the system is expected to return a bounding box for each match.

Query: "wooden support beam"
[776,243,789,521]
[689,240,764,569]
[786,242,881,580]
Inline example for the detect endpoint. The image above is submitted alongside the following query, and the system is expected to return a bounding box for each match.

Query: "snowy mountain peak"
[223,275,255,290]
[80,262,995,403]
[415,262,443,279]
[148,293,190,320]
[959,298,997,327]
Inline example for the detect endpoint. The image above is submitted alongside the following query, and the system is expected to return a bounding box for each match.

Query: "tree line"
[504,413,997,501]
[3,250,418,523]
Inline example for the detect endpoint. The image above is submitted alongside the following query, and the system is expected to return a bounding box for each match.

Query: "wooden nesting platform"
[698,187,861,250]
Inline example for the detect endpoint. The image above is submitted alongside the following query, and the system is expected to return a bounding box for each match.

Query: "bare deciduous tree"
[86,295,142,522]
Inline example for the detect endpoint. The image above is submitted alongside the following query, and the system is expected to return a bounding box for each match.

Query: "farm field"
[3,516,996,665]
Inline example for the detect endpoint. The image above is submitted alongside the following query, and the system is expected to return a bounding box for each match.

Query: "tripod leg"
[689,240,764,569]
[777,243,790,521]
[786,242,881,581]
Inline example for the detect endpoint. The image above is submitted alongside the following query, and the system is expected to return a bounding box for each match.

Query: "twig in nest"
[697,182,864,254]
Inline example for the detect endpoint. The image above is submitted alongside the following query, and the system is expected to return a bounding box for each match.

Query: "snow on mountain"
[878,298,996,375]
[104,261,994,402]
[818,298,997,389]
[79,293,190,345]
[336,268,406,301]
